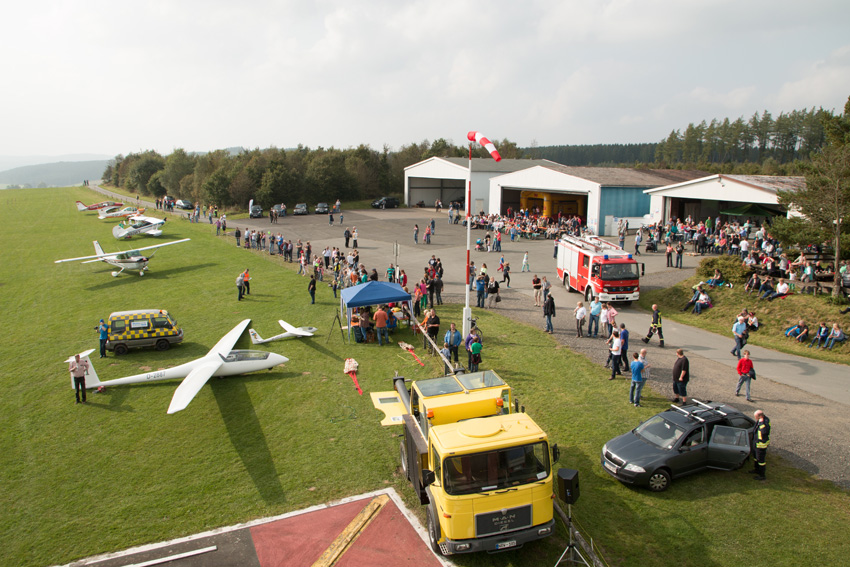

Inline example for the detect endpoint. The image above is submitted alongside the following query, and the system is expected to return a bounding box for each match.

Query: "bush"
[695,255,752,283]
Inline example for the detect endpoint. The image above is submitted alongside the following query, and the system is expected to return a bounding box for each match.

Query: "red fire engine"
[556,234,640,302]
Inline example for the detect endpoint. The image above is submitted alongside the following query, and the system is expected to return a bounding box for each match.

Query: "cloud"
[772,45,850,112]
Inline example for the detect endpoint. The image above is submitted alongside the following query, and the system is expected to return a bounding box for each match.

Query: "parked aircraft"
[113,215,167,239]
[98,206,145,220]
[248,320,318,344]
[54,238,190,276]
[64,319,288,413]
[76,200,123,211]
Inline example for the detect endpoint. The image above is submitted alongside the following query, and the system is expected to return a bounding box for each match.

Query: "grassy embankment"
[0,187,848,567]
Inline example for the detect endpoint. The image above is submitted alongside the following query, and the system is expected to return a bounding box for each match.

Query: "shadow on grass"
[84,263,218,290]
[87,385,135,412]
[300,338,345,363]
[211,378,286,506]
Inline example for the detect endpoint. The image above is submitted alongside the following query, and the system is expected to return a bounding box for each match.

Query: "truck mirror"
[422,469,436,487]
[514,399,520,413]
[521,405,525,413]
[552,444,561,463]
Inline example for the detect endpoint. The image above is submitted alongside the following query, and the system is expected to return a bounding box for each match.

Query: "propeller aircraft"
[98,206,145,220]
[76,200,123,211]
[248,320,318,344]
[64,319,289,414]
[113,215,167,239]
[54,238,190,276]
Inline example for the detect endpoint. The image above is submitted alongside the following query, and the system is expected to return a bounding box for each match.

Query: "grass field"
[637,273,850,366]
[1,187,849,567]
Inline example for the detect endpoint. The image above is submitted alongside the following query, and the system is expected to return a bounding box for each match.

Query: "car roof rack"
[669,399,728,423]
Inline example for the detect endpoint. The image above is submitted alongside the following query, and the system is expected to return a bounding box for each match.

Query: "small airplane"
[64,319,289,414]
[113,215,167,239]
[98,206,145,220]
[76,200,123,211]
[55,238,190,276]
[248,320,318,344]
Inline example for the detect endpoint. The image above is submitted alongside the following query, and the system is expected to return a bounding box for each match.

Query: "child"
[809,322,829,348]
[521,252,530,272]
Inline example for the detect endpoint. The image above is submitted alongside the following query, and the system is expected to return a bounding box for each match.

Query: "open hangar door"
[497,187,587,219]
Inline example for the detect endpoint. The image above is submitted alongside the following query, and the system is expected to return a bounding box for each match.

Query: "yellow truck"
[372,370,560,556]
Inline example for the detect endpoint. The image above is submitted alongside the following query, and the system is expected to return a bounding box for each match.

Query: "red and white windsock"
[467,131,502,161]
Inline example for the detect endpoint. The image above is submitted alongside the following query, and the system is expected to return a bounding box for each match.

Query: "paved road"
[89,186,849,487]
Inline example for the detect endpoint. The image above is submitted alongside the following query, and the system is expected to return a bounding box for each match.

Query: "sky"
[2,0,850,159]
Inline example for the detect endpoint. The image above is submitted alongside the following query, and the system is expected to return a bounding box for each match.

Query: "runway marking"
[117,546,216,567]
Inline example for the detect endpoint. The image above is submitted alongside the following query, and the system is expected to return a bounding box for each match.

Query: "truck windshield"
[598,263,639,281]
[443,442,549,495]
[634,415,685,449]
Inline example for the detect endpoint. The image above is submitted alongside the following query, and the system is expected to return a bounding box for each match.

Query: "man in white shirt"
[608,331,622,380]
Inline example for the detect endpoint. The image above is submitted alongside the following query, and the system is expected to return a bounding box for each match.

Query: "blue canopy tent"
[339,281,413,342]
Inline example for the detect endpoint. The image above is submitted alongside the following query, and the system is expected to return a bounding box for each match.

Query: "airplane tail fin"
[93,241,105,256]
[64,350,103,389]
[76,201,87,211]
[248,328,266,344]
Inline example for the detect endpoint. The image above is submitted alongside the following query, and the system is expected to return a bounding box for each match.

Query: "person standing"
[665,242,674,267]
[425,309,440,343]
[634,230,642,256]
[236,271,246,301]
[618,323,630,372]
[588,297,601,338]
[329,211,334,225]
[731,316,747,359]
[735,350,755,401]
[521,251,530,272]
[308,275,316,304]
[675,241,684,268]
[487,277,500,308]
[501,262,511,288]
[69,354,90,404]
[444,323,462,363]
[373,305,389,346]
[572,300,584,337]
[629,352,646,407]
[752,410,771,481]
[672,349,690,404]
[96,319,108,358]
[532,275,542,306]
[242,269,251,295]
[344,227,351,248]
[469,336,483,372]
[234,227,241,247]
[542,276,552,303]
[413,224,419,244]
[475,274,486,308]
[608,330,622,380]
[641,304,664,347]
[351,227,359,248]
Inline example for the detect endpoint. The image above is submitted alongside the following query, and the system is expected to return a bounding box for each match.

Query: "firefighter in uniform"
[641,304,664,347]
[752,410,770,481]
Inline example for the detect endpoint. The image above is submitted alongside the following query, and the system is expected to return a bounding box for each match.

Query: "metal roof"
[538,164,709,187]
[440,157,557,173]
[721,175,806,193]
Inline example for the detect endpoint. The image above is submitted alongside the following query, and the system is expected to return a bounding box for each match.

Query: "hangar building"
[643,174,804,224]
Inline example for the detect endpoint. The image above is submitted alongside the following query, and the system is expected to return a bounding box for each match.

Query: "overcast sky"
[2,0,849,158]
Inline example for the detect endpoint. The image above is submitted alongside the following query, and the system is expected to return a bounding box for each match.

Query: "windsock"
[467,131,502,161]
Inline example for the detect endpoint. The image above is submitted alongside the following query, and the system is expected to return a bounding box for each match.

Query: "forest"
[103,102,844,210]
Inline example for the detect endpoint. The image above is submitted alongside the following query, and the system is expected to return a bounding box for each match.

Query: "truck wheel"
[399,441,409,481]
[427,507,445,555]
[155,339,170,351]
[114,344,128,356]
[563,274,573,292]
[585,287,593,302]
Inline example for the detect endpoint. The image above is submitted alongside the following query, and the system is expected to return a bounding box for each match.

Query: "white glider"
[55,238,190,276]
[64,319,288,413]
[248,320,318,344]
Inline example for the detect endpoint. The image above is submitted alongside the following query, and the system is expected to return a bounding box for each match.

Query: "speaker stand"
[554,504,591,567]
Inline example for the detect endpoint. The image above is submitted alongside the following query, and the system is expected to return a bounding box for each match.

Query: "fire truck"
[556,234,640,302]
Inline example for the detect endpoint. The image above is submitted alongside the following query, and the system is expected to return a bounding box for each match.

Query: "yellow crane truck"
[371,370,560,556]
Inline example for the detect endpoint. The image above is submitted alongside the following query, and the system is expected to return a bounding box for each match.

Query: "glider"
[113,215,167,239]
[77,200,123,211]
[54,238,190,276]
[64,319,288,414]
[99,206,145,220]
[248,320,318,344]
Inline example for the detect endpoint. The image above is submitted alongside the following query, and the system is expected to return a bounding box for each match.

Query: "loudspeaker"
[557,468,580,504]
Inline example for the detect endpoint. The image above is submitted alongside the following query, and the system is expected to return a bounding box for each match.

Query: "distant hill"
[0,160,109,188]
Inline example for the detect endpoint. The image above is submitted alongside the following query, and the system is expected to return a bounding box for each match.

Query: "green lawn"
[1,187,848,567]
[638,273,850,365]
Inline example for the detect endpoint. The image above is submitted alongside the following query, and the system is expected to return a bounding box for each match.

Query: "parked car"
[315,202,329,214]
[371,196,400,209]
[293,203,309,215]
[249,205,263,218]
[601,400,755,492]
[175,199,193,210]
[271,204,285,216]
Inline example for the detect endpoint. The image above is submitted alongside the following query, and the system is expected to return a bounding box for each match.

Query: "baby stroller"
[645,238,657,253]
[475,239,485,251]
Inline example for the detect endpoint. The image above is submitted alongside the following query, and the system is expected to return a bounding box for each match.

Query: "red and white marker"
[467,131,502,162]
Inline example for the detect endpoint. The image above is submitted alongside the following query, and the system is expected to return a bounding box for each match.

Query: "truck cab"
[372,371,558,556]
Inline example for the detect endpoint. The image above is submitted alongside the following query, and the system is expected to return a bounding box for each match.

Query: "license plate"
[604,461,617,473]
[497,540,517,550]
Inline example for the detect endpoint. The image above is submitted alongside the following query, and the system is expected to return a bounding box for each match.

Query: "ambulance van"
[106,310,183,355]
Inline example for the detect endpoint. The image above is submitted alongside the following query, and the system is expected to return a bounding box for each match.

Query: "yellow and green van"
[106,309,183,355]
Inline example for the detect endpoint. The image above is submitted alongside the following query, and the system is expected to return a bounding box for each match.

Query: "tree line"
[103,100,846,209]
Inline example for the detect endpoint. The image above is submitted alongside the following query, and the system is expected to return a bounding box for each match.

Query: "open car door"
[707,425,751,470]
[370,391,407,426]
